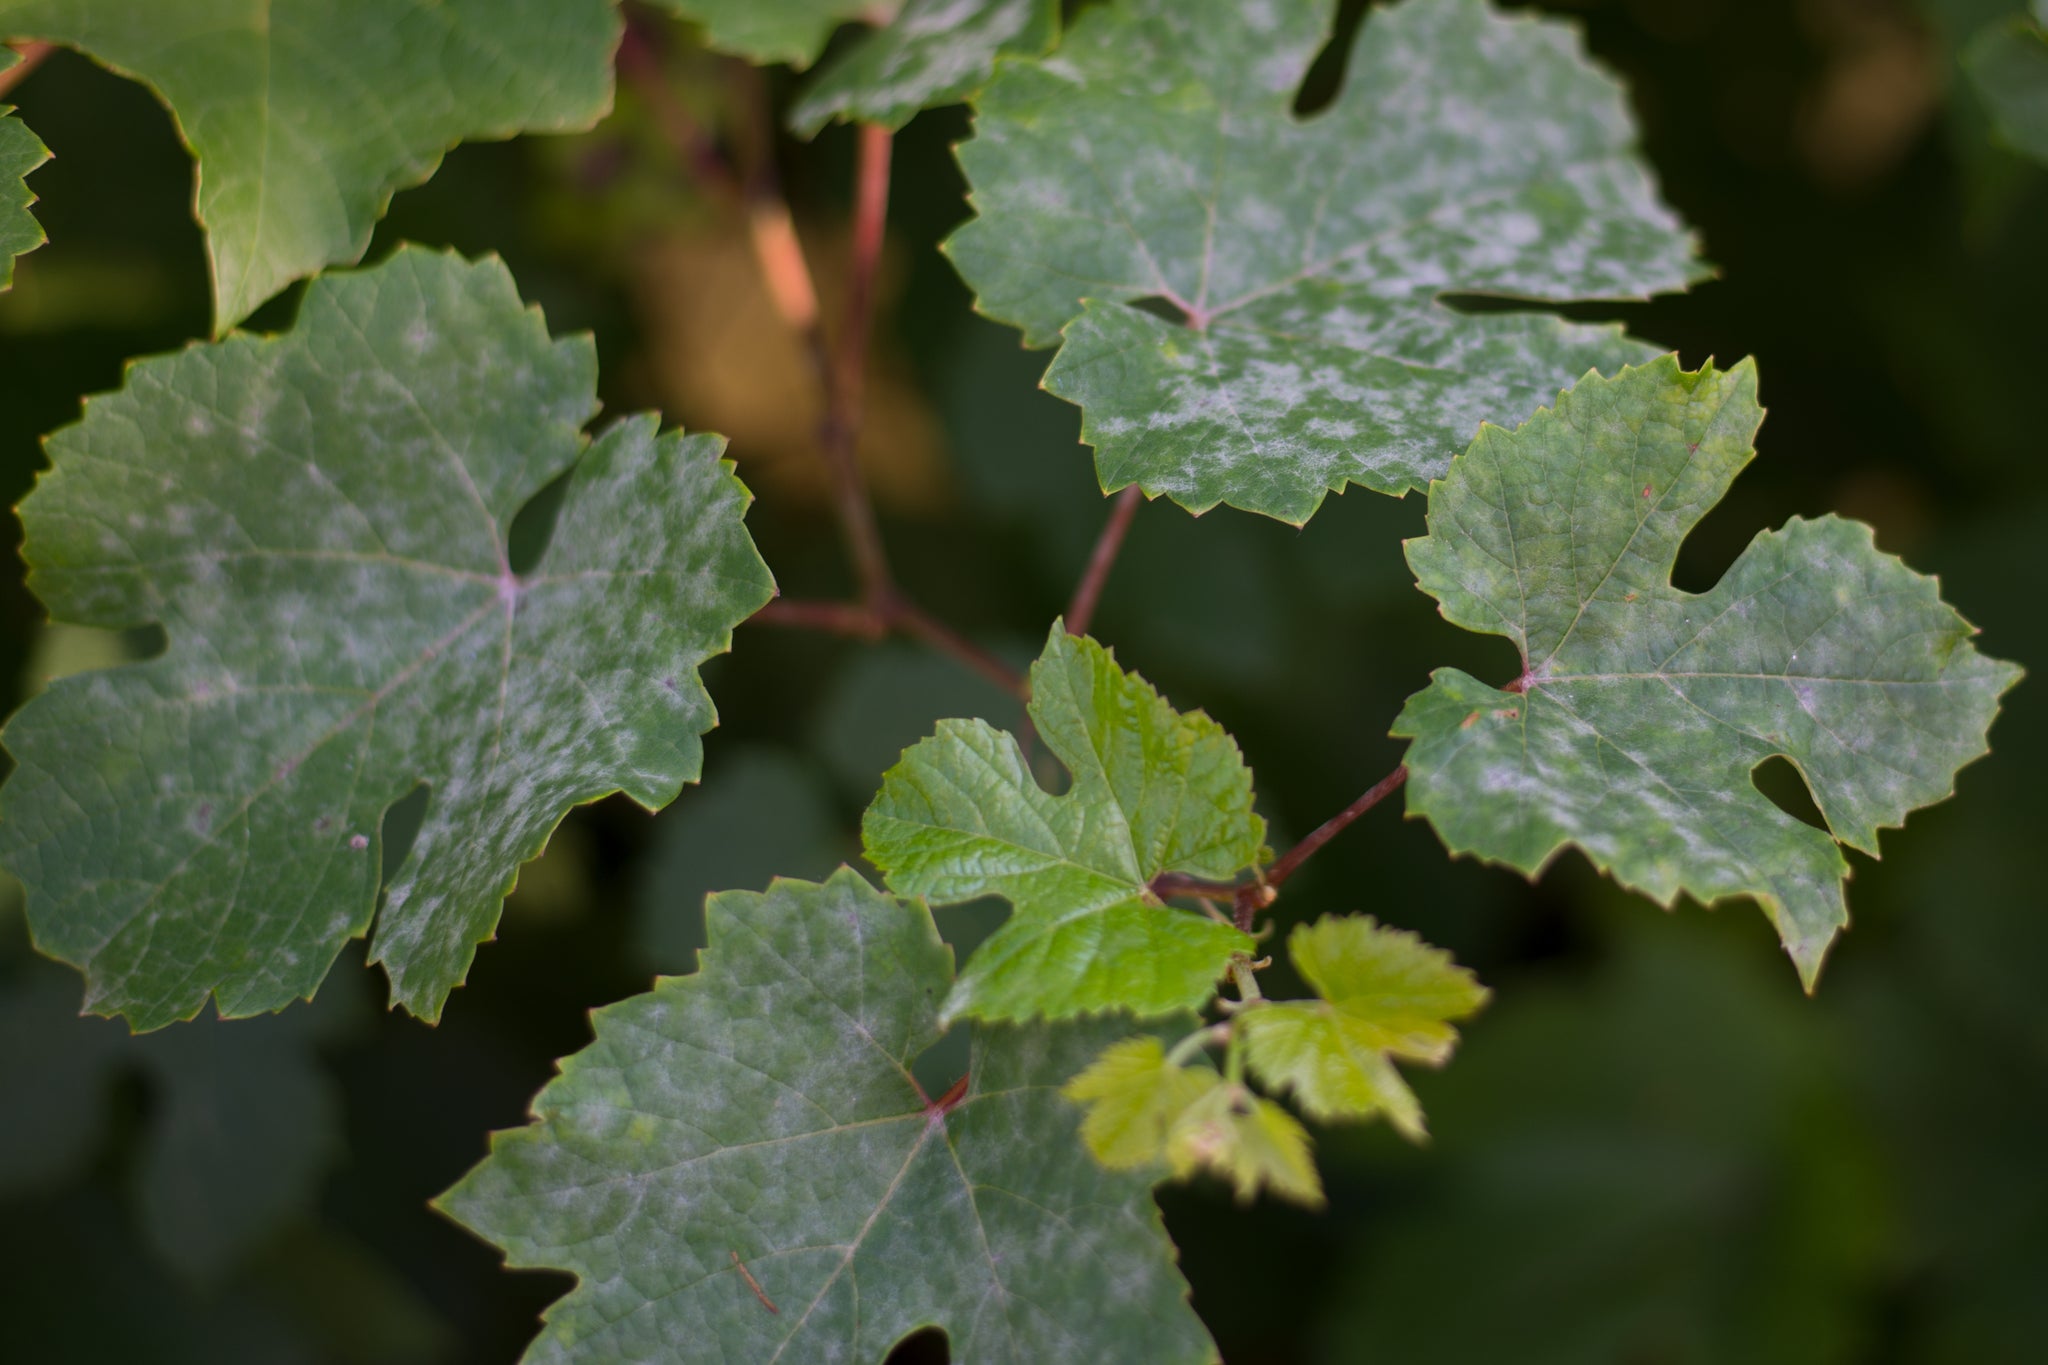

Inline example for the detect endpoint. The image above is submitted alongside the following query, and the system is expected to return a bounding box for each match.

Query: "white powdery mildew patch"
[1398,360,2019,983]
[1,249,773,1027]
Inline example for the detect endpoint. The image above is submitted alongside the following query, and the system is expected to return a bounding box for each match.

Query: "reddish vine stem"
[757,597,1026,699]
[1065,484,1143,638]
[623,48,1026,697]
[0,41,52,99]
[1151,764,1409,930]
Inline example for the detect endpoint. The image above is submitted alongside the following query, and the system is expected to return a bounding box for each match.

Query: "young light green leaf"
[0,53,49,290]
[0,0,620,327]
[1239,915,1488,1140]
[438,870,1217,1365]
[788,0,1058,136]
[944,0,1702,524]
[1167,1082,1325,1209]
[1395,357,2022,988]
[1962,9,2048,164]
[1062,1034,1221,1169]
[0,247,775,1029]
[863,626,1265,1023]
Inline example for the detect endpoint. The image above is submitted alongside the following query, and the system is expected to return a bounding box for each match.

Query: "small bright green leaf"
[788,0,1059,136]
[0,247,775,1029]
[438,870,1217,1365]
[1167,1082,1324,1209]
[944,0,1701,524]
[0,54,49,290]
[0,0,620,327]
[1395,357,2022,987]
[1239,915,1487,1140]
[1062,1034,1221,1169]
[646,0,869,68]
[1963,9,2048,163]
[863,626,1264,1023]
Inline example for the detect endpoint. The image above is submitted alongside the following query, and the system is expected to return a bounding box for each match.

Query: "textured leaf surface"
[789,0,1058,136]
[1167,1083,1323,1208]
[0,247,774,1028]
[1963,8,2048,164]
[438,871,1216,1365]
[1395,358,2021,986]
[0,53,48,290]
[1062,1033,1220,1169]
[863,627,1264,1023]
[1239,915,1487,1139]
[0,0,619,327]
[944,0,1700,523]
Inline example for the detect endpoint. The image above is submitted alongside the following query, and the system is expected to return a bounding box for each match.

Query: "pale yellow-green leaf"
[1062,1035,1220,1169]
[1167,1083,1324,1209]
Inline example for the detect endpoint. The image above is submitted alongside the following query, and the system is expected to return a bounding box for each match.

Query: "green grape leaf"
[1239,915,1488,1140]
[437,870,1217,1365]
[943,0,1701,525]
[0,54,49,290]
[0,247,775,1029]
[1167,1082,1324,1209]
[788,0,1059,136]
[1962,8,2048,164]
[0,0,620,328]
[1062,1034,1221,1169]
[1394,357,2022,987]
[863,626,1265,1023]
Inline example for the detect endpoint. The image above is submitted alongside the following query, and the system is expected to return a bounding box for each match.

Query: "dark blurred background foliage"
[1,1,2043,1361]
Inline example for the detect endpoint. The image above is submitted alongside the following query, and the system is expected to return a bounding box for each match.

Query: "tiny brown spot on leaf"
[1461,711,1481,729]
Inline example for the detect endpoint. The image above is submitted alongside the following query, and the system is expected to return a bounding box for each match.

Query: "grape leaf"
[0,246,775,1029]
[650,0,1055,136]
[0,53,48,289]
[943,0,1702,524]
[1962,7,2048,164]
[1062,1034,1220,1169]
[1166,1082,1324,1209]
[863,626,1264,1023]
[1239,915,1487,1140]
[437,871,1217,1365]
[1393,357,2022,987]
[788,0,1058,136]
[0,0,620,328]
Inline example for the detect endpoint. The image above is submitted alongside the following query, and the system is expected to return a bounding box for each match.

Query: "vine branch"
[619,33,1025,697]
[1065,484,1142,638]
[1151,764,1409,930]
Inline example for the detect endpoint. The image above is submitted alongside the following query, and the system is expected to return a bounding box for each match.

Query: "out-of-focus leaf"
[810,642,1019,800]
[438,870,1217,1364]
[0,247,774,1028]
[1313,907,1895,1365]
[1168,1082,1325,1209]
[1395,357,2020,987]
[1063,1033,1220,1169]
[863,626,1263,1023]
[788,0,1058,136]
[1239,915,1487,1140]
[0,0,620,326]
[1962,7,2048,162]
[945,0,1701,523]
[0,898,354,1283]
[630,747,845,973]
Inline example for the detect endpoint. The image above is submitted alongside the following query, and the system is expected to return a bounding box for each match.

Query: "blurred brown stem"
[1066,485,1143,638]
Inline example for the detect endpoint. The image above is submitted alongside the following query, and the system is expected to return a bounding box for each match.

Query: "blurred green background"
[2,1,2043,1361]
